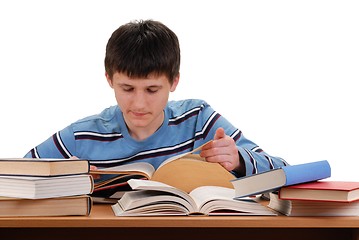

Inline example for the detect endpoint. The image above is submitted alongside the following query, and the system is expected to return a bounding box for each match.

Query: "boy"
[24,19,287,178]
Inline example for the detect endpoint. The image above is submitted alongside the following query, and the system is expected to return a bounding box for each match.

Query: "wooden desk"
[1,203,359,240]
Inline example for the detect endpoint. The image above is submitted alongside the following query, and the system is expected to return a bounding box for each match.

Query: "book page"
[127,179,197,208]
[190,186,277,215]
[157,141,211,169]
[90,162,155,179]
[151,157,235,193]
[118,190,194,214]
[189,186,235,209]
[90,141,212,179]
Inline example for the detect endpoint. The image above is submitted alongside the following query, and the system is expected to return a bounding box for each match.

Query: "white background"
[0,0,358,181]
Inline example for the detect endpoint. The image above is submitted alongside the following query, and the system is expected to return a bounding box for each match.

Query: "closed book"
[231,160,331,199]
[0,158,89,177]
[268,192,359,216]
[0,174,94,199]
[278,181,359,202]
[0,195,92,217]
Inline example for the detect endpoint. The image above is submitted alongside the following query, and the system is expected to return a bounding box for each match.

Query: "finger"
[202,137,233,152]
[89,165,100,180]
[201,144,232,157]
[205,155,234,171]
[205,154,231,163]
[219,161,234,171]
[201,128,227,151]
[214,127,226,140]
[90,165,98,171]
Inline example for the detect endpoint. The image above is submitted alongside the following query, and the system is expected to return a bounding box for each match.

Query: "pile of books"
[0,158,94,217]
[268,181,359,216]
[230,159,359,216]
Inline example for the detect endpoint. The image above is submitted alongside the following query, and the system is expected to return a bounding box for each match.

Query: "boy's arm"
[196,103,288,177]
[24,126,76,159]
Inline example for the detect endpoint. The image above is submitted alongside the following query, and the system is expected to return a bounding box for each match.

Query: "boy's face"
[106,72,179,140]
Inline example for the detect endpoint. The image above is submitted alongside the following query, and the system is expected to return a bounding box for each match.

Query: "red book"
[278,181,359,202]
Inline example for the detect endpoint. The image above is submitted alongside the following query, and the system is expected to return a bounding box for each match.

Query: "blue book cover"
[283,160,331,186]
[231,160,331,199]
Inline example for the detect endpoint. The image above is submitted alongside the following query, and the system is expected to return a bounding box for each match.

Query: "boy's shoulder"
[167,99,208,109]
[166,99,211,116]
[72,105,120,125]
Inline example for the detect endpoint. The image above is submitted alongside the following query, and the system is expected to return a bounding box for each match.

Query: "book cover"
[111,179,277,216]
[0,158,89,177]
[0,195,92,217]
[278,181,359,202]
[231,160,331,199]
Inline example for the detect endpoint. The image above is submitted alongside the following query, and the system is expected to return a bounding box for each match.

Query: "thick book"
[91,141,235,195]
[0,195,92,217]
[268,192,359,216]
[278,180,359,202]
[231,160,331,199]
[111,179,277,216]
[0,158,89,177]
[0,174,94,199]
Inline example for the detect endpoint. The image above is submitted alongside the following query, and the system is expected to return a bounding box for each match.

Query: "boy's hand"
[89,165,100,180]
[200,127,240,171]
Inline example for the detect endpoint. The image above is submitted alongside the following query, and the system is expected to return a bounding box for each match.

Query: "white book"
[0,174,94,199]
[111,179,277,216]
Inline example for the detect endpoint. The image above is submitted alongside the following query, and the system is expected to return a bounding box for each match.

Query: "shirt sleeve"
[23,125,76,159]
[192,101,288,177]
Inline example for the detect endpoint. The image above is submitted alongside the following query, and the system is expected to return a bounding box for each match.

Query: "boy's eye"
[122,87,134,92]
[147,88,159,93]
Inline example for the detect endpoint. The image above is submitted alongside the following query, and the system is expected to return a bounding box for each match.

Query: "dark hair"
[104,19,180,84]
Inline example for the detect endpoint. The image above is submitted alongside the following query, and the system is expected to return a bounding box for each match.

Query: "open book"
[111,179,277,216]
[91,141,235,195]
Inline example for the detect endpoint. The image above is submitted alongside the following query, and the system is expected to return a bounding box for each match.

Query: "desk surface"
[1,203,359,228]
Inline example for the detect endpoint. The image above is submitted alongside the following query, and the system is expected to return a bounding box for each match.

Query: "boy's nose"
[133,92,147,109]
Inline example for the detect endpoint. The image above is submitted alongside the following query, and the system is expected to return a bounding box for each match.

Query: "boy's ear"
[105,72,114,88]
[170,73,180,92]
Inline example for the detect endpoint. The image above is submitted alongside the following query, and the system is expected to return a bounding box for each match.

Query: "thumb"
[214,127,226,140]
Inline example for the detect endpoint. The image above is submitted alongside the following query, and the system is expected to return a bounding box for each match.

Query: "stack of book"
[228,158,359,216]
[268,181,359,216]
[0,158,94,217]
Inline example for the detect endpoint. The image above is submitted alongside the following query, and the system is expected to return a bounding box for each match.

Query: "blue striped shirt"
[24,99,287,176]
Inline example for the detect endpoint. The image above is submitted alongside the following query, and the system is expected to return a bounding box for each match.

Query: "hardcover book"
[268,192,359,216]
[231,160,331,199]
[0,174,94,199]
[278,180,359,202]
[0,158,89,177]
[0,195,92,217]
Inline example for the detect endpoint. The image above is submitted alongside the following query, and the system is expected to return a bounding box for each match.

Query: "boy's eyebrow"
[118,83,133,88]
[119,83,163,88]
[148,85,162,89]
